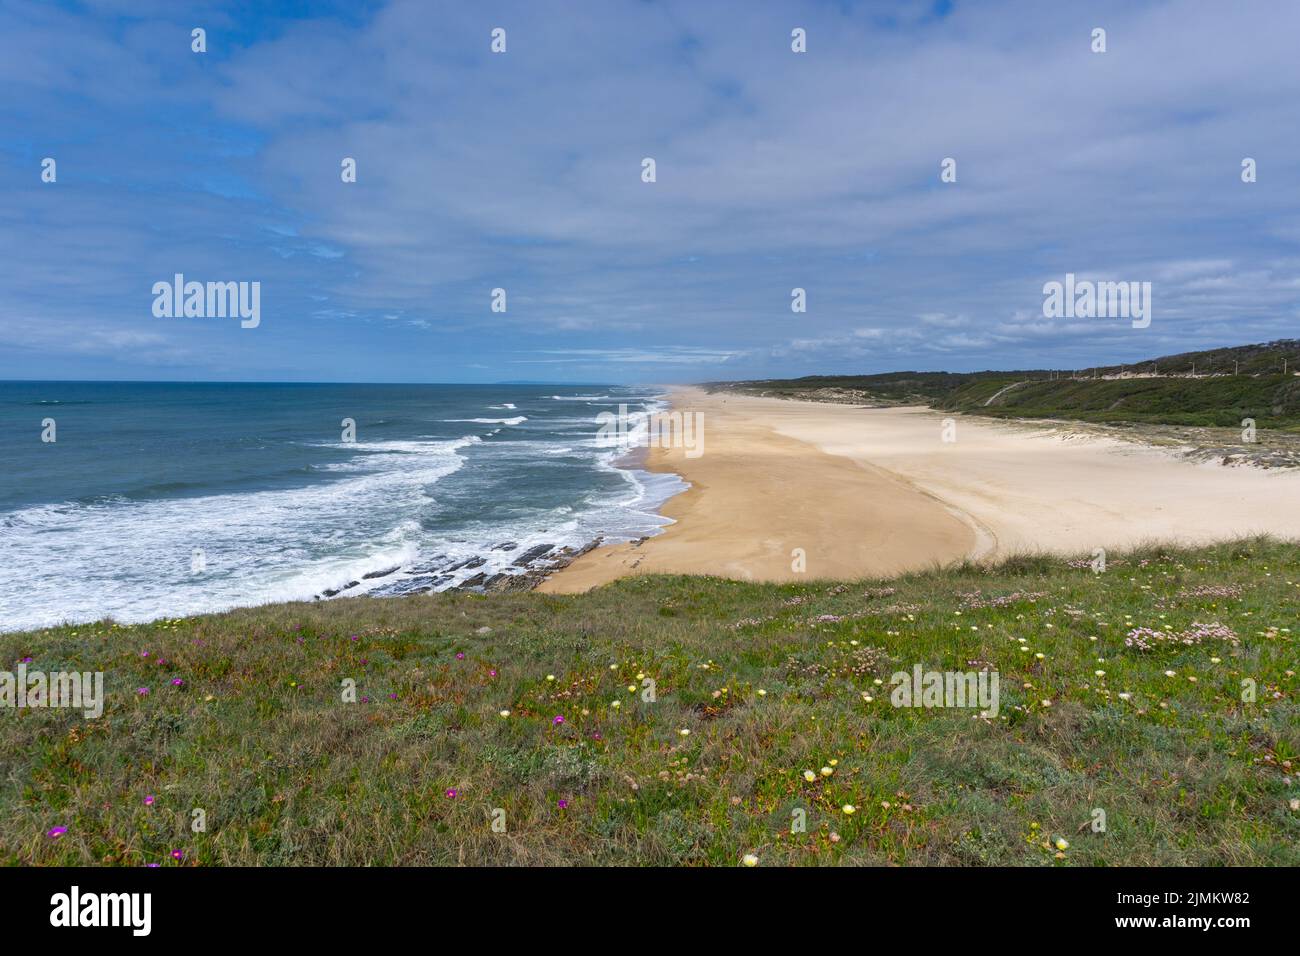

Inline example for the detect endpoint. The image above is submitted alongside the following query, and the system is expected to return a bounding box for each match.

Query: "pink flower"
[170,849,184,861]
[136,687,150,696]
[144,795,155,806]
[456,652,465,660]
[445,788,459,799]
[46,826,67,839]
[552,715,565,725]
[557,799,568,809]
[171,678,184,687]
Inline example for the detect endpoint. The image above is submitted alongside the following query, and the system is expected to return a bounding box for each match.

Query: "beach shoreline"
[540,387,1300,593]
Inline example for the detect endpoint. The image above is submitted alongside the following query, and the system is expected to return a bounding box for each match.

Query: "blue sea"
[0,382,685,632]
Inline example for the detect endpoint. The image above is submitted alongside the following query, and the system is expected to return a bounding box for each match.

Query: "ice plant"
[47,826,67,839]
[144,795,155,806]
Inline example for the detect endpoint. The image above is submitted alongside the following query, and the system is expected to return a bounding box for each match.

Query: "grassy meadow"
[2,537,1297,866]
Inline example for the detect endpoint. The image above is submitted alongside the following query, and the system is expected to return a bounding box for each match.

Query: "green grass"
[708,340,1300,428]
[938,374,1300,428]
[2,538,1298,866]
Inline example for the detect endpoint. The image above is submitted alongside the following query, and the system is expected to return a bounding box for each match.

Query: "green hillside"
[3,538,1296,866]
[709,340,1300,428]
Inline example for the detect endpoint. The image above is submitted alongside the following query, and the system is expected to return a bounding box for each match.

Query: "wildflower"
[820,766,833,777]
[552,715,564,725]
[557,799,568,809]
[546,674,555,681]
[742,854,759,867]
[445,788,458,799]
[499,710,510,718]
[455,652,465,660]
[841,804,856,815]
[829,832,841,843]
[47,826,67,839]
[1164,670,1177,678]
[757,689,767,697]
[611,700,621,708]
[136,687,150,696]
[679,728,691,737]
[171,678,184,687]
[803,770,817,782]
[170,849,184,861]
[627,685,636,693]
[1094,670,1105,677]
[144,796,155,806]
[1054,837,1069,851]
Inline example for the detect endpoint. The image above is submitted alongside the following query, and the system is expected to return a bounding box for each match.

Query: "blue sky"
[2,0,1298,384]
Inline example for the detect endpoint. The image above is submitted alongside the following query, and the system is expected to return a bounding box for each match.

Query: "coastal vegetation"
[3,537,1296,866]
[709,340,1300,429]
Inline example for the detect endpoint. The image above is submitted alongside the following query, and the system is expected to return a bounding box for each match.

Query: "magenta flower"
[46,826,68,839]
[489,669,497,677]
[157,658,166,666]
[170,849,183,861]
[136,687,150,696]
[552,715,565,725]
[456,652,465,660]
[445,788,459,799]
[141,651,150,657]
[20,656,33,663]
[171,678,184,687]
[360,696,370,703]
[145,863,161,868]
[557,799,568,809]
[144,795,155,806]
[388,693,397,700]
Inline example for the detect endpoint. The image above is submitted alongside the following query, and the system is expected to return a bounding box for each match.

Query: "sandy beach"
[540,387,1300,592]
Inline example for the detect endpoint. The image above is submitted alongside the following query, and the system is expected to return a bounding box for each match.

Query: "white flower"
[742,854,759,867]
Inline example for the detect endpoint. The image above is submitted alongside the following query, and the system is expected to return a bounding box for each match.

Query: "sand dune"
[539,387,1300,592]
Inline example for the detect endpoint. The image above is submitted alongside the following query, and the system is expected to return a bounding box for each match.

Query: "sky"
[2,0,1298,384]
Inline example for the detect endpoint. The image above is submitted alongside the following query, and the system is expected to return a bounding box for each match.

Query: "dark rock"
[362,565,400,580]
[512,543,555,566]
[491,542,518,551]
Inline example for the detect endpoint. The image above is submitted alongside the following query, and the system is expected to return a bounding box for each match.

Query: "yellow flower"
[627,685,636,693]
[546,674,555,681]
[756,689,767,697]
[742,854,759,867]
[1054,837,1069,851]
[820,766,833,777]
[803,770,816,782]
[841,804,856,815]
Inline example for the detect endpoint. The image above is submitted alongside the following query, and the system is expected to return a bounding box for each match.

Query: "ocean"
[0,382,685,632]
